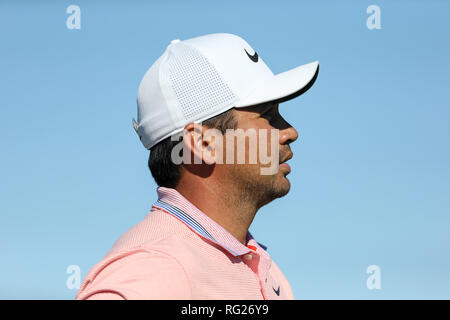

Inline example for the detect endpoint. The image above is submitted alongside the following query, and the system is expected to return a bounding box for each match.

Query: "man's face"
[221,102,299,207]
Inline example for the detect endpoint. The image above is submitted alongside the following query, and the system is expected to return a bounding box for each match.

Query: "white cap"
[133,33,319,149]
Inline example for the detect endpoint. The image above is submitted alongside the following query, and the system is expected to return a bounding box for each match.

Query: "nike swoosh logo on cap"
[244,48,259,63]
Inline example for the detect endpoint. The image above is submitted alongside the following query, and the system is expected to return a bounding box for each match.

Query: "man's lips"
[279,162,291,173]
[279,152,293,173]
[280,152,293,164]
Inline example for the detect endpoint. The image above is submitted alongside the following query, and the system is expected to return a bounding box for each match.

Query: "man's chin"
[271,175,291,198]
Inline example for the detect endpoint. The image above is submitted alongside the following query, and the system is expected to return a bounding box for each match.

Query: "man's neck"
[175,178,258,245]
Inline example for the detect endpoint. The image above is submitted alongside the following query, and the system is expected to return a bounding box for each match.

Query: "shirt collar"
[152,187,268,257]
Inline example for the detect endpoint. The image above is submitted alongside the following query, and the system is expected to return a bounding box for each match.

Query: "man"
[76,33,319,300]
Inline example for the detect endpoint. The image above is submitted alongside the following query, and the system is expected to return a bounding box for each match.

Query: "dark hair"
[148,108,238,188]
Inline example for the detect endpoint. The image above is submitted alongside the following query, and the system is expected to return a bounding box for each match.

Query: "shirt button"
[244,254,253,261]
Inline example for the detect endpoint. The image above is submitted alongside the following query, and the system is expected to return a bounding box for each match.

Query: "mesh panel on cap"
[168,43,236,120]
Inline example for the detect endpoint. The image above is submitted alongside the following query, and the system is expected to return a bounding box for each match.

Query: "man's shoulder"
[76,208,202,300]
[107,207,195,254]
[76,243,192,299]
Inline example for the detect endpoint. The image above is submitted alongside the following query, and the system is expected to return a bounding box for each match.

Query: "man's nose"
[279,125,299,145]
[277,116,299,145]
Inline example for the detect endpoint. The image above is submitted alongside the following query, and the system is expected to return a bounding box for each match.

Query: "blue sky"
[1,0,449,299]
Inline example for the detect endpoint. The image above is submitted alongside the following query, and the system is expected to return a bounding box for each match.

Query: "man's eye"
[261,112,273,121]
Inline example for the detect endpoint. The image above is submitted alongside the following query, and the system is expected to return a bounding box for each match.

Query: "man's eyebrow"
[253,102,275,113]
[241,102,276,114]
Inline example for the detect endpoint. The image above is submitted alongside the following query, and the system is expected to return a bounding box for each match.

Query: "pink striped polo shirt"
[76,187,294,300]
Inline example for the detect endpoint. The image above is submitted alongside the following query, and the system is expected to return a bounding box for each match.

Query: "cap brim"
[235,61,319,108]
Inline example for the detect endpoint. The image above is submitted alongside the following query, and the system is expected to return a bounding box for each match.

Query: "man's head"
[134,33,318,206]
[148,100,298,208]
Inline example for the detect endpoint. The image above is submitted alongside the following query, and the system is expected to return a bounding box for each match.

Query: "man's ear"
[202,127,224,165]
[182,123,220,165]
